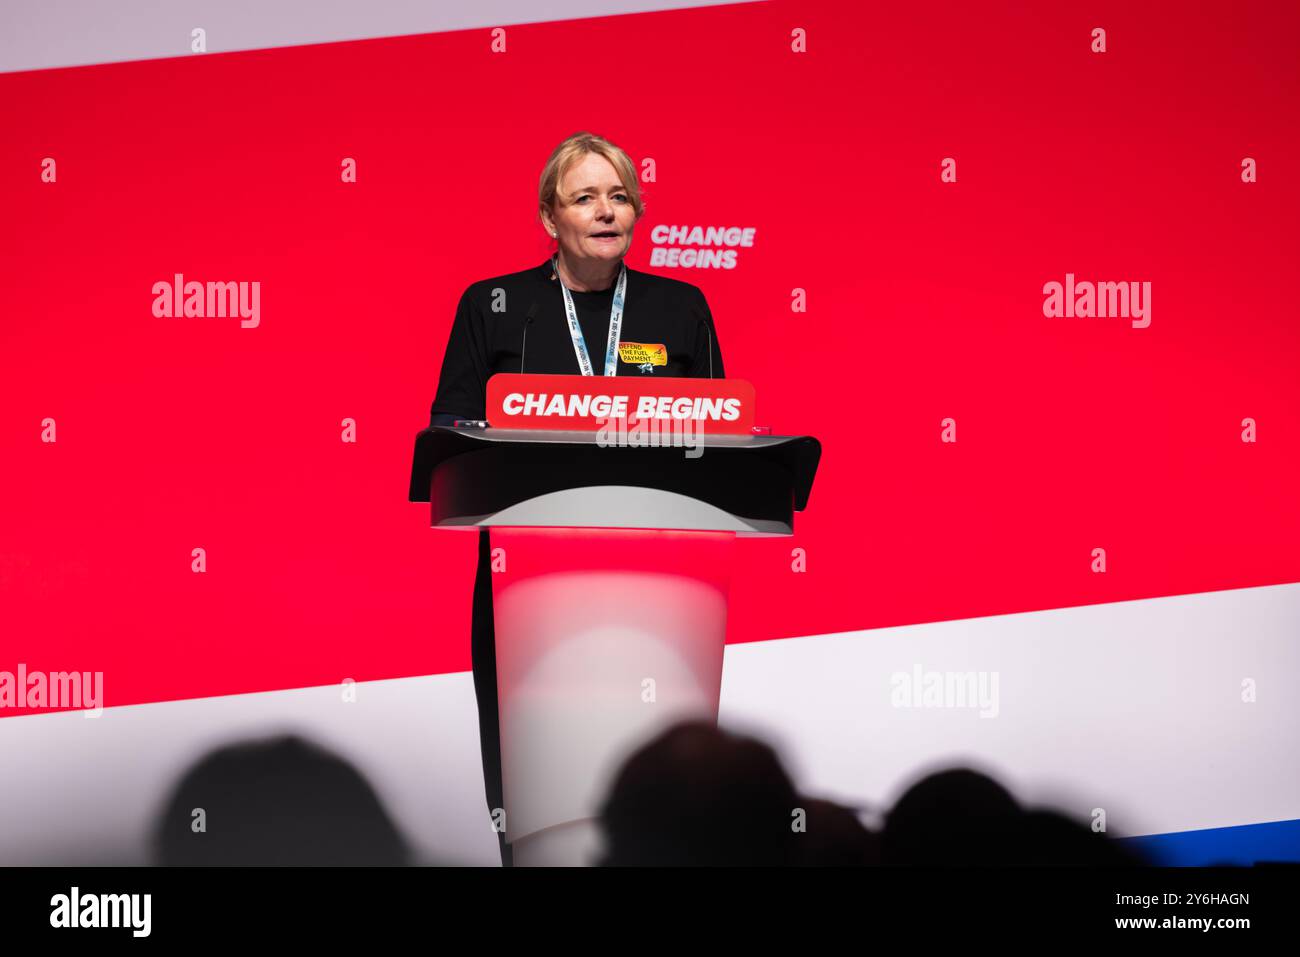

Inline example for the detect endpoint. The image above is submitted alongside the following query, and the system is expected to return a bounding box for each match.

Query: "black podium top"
[408,426,821,536]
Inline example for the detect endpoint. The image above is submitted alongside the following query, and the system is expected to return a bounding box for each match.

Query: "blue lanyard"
[553,254,627,376]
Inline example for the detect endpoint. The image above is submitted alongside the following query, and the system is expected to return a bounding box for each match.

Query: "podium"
[409,379,820,866]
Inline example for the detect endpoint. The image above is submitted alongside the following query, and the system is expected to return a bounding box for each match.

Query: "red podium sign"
[485,373,757,434]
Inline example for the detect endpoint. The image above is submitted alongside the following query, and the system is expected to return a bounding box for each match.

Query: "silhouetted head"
[795,798,880,866]
[883,768,1147,866]
[597,721,801,866]
[882,768,1025,865]
[1019,810,1147,866]
[154,734,409,866]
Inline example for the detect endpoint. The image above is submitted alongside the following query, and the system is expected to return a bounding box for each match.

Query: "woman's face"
[545,152,638,267]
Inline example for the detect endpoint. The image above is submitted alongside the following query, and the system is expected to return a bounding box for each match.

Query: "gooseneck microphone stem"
[520,301,538,374]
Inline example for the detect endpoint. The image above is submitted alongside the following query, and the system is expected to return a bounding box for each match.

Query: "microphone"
[519,301,538,374]
[700,317,715,379]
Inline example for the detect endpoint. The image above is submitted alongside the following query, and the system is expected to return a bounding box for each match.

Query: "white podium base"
[510,817,602,867]
[490,527,735,865]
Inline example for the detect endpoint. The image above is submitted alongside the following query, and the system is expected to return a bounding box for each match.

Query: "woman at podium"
[427,131,725,866]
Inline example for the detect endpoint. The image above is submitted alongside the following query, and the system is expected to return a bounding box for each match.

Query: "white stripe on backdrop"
[0,0,759,74]
[0,581,1297,864]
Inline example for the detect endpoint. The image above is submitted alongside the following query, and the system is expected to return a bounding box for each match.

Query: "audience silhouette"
[881,768,1143,866]
[596,721,803,866]
[149,725,1148,867]
[154,733,409,866]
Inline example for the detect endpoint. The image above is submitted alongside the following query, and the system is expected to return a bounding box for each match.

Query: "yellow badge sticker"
[618,342,668,367]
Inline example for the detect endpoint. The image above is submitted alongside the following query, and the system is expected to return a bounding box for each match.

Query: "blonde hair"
[538,132,644,231]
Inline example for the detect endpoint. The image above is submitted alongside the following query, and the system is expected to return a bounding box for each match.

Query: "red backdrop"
[2,0,1298,715]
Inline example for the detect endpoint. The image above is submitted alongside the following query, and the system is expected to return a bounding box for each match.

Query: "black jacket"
[429,258,726,425]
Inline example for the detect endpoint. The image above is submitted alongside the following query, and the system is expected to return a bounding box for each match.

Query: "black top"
[428,258,726,424]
